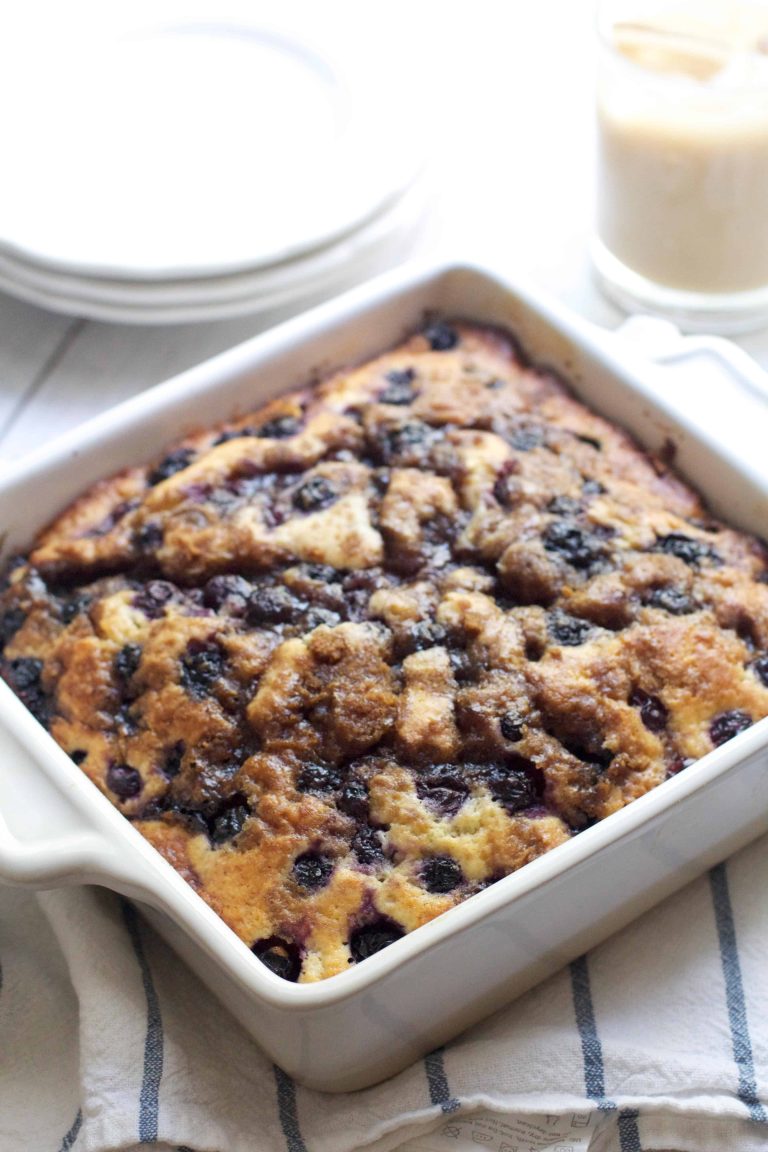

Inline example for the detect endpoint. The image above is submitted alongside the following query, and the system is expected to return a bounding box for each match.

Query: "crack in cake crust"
[3,320,768,982]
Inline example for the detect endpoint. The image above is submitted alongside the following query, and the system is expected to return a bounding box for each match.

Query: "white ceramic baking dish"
[1,259,767,1092]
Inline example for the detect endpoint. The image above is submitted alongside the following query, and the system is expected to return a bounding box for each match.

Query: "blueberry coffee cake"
[3,320,768,982]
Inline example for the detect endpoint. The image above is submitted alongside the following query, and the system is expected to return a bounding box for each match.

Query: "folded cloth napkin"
[1,834,768,1152]
[2,335,768,1152]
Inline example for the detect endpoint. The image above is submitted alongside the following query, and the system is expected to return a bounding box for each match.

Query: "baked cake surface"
[3,319,768,982]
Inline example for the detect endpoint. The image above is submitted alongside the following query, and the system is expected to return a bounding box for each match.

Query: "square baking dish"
[1,259,767,1093]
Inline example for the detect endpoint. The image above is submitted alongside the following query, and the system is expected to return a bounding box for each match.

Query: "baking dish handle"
[612,314,768,404]
[0,807,110,887]
[0,802,156,894]
[0,719,153,892]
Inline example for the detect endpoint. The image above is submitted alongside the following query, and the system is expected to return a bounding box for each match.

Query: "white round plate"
[0,182,427,307]
[0,16,420,280]
[0,185,428,324]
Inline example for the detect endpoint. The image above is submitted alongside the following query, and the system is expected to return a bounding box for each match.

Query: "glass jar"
[593,0,768,332]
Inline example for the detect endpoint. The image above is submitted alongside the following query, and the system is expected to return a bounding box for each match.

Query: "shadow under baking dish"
[1,258,767,1090]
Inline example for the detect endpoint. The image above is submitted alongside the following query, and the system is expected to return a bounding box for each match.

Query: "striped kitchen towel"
[1,834,768,1152]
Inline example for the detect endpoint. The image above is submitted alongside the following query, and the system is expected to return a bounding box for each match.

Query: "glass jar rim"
[596,1,768,87]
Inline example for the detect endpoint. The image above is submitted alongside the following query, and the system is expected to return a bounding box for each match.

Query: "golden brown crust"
[2,318,768,982]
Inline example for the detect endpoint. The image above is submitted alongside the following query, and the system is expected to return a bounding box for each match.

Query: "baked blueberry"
[302,563,342,584]
[548,613,593,646]
[582,478,606,495]
[349,917,405,962]
[422,855,463,893]
[667,756,695,776]
[380,368,417,405]
[561,736,614,772]
[395,621,448,658]
[60,595,91,625]
[0,555,26,586]
[180,639,225,697]
[500,708,526,742]
[481,760,541,812]
[134,521,164,553]
[507,425,544,452]
[293,476,336,513]
[416,767,469,817]
[9,656,42,690]
[369,468,391,497]
[644,586,697,615]
[292,852,334,889]
[448,649,474,682]
[377,420,433,464]
[547,495,582,516]
[162,741,184,779]
[203,574,252,614]
[629,688,668,733]
[710,710,752,747]
[0,607,25,647]
[210,798,250,845]
[653,533,719,566]
[257,415,300,439]
[752,655,768,687]
[297,763,343,794]
[133,581,176,618]
[735,614,757,649]
[543,521,605,569]
[423,321,458,351]
[70,749,87,765]
[251,936,301,981]
[155,800,208,837]
[114,643,142,682]
[212,426,258,445]
[148,448,194,486]
[106,762,142,799]
[338,779,369,819]
[7,657,48,725]
[351,825,384,865]
[304,607,342,630]
[246,586,305,626]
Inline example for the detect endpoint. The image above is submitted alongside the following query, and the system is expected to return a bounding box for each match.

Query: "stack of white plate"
[0,13,427,323]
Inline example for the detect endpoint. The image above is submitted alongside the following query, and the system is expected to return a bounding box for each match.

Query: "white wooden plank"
[0,311,276,460]
[0,291,75,435]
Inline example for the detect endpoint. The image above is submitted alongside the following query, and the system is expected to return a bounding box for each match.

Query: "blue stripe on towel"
[618,1108,641,1151]
[424,1048,461,1113]
[709,864,768,1124]
[569,955,613,1108]
[58,1108,82,1151]
[274,1066,308,1152]
[121,900,164,1142]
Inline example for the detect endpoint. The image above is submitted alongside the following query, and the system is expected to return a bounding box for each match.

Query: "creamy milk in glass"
[594,0,768,330]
